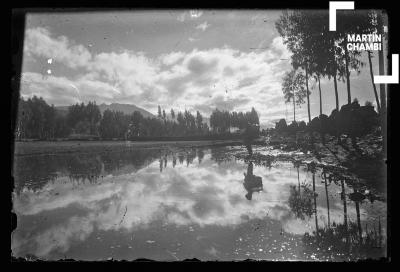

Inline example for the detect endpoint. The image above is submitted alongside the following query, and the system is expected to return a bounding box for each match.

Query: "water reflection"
[243,162,263,200]
[12,146,387,261]
[13,149,162,193]
[288,183,314,221]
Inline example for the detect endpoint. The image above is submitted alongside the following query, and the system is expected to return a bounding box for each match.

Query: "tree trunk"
[312,173,318,236]
[333,80,339,110]
[332,53,340,111]
[377,12,387,159]
[344,45,352,104]
[305,65,311,123]
[318,75,325,144]
[293,88,296,122]
[297,166,300,193]
[324,172,330,228]
[355,189,363,243]
[367,51,381,113]
[334,71,341,144]
[341,179,349,244]
[318,75,322,116]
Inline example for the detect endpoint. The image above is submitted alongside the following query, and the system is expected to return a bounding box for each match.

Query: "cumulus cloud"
[159,51,185,66]
[20,72,122,106]
[24,27,92,68]
[22,27,293,126]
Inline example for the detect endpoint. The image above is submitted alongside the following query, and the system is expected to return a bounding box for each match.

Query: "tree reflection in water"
[309,162,319,236]
[322,170,331,228]
[288,183,314,220]
[172,156,177,168]
[186,148,197,167]
[12,146,386,261]
[298,164,386,261]
[14,147,235,187]
[210,146,234,164]
[197,149,205,164]
[288,160,314,220]
[13,148,162,193]
[178,153,185,165]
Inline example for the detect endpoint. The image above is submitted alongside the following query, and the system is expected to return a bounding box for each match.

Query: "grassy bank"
[13,139,245,157]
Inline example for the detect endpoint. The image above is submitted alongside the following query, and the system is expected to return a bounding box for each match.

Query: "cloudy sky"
[20,10,386,128]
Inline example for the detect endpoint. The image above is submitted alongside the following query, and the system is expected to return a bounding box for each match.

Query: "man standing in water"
[243,122,259,156]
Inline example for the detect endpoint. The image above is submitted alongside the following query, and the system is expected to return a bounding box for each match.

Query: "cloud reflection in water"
[12,149,386,260]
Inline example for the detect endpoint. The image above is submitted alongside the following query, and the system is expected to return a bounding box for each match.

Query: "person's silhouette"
[243,162,263,200]
[243,123,255,156]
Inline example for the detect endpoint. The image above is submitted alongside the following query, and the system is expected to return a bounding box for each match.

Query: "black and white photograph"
[11,4,391,262]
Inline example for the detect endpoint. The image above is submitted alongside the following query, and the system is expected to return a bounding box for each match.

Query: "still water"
[12,146,387,261]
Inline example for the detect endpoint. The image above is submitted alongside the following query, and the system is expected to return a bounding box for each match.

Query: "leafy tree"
[275,119,287,132]
[67,102,85,130]
[129,111,143,137]
[282,69,307,122]
[99,109,114,139]
[84,101,101,135]
[177,112,185,133]
[158,105,162,118]
[276,10,313,123]
[248,108,260,126]
[16,96,60,139]
[336,10,376,104]
[75,120,91,134]
[54,113,70,138]
[66,101,100,135]
[210,108,259,134]
[276,10,375,119]
[196,111,203,132]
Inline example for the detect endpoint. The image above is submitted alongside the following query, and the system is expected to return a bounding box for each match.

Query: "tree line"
[275,10,386,146]
[277,10,385,120]
[15,96,260,140]
[16,96,69,139]
[210,107,259,133]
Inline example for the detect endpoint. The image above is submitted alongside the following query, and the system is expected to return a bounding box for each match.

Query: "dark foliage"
[15,96,260,141]
[274,100,380,138]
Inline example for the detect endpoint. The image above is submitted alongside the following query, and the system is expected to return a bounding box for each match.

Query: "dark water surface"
[12,146,387,261]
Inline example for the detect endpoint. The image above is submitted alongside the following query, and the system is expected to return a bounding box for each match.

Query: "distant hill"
[98,103,155,118]
[55,103,155,118]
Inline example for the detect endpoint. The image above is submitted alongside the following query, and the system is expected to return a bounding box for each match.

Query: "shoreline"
[13,139,245,157]
[13,134,386,194]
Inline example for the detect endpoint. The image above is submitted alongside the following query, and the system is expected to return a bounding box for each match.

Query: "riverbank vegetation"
[274,10,387,157]
[15,96,260,141]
